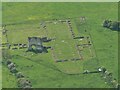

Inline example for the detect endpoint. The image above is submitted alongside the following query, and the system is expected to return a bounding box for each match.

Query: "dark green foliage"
[103,20,120,31]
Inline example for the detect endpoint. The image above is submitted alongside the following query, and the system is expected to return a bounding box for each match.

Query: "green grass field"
[2,2,118,88]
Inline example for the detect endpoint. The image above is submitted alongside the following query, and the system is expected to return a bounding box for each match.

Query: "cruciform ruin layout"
[1,18,96,63]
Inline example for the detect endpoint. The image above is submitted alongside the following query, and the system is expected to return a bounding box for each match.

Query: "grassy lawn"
[2,2,118,88]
